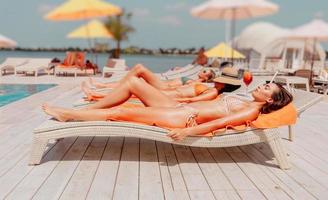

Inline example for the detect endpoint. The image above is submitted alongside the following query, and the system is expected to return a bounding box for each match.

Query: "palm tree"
[105,11,135,58]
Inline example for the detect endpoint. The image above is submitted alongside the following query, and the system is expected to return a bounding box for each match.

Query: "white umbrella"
[191,0,279,60]
[0,34,17,48]
[290,19,328,40]
[285,19,328,84]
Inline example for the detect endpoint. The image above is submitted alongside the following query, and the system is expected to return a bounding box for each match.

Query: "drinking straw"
[270,71,279,83]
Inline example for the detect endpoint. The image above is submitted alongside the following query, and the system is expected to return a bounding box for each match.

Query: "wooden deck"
[1,75,328,199]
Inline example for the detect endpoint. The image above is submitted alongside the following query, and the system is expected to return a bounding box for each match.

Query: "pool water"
[0,84,56,107]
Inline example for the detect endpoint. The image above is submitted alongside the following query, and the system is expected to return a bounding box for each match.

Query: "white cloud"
[158,16,182,26]
[38,3,57,14]
[165,2,190,12]
[132,8,151,17]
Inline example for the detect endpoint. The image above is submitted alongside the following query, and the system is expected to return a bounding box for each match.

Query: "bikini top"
[222,94,252,114]
[194,83,209,95]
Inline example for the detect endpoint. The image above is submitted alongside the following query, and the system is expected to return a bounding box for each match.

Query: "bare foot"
[42,103,70,122]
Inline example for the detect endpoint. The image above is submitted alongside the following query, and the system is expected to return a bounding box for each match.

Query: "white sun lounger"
[15,58,52,76]
[102,59,128,77]
[0,57,28,76]
[29,89,323,168]
[106,64,203,83]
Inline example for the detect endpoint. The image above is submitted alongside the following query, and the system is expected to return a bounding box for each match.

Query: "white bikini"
[182,94,252,127]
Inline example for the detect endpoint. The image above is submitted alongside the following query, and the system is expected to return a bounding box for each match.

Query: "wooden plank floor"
[1,75,328,199]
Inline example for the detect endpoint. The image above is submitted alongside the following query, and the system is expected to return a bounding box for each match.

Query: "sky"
[0,0,328,49]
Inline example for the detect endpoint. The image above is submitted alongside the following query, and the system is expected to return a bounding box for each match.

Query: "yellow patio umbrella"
[45,0,122,21]
[67,20,113,39]
[205,42,245,58]
[67,20,113,66]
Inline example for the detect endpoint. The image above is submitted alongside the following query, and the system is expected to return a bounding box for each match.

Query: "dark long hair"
[261,83,293,114]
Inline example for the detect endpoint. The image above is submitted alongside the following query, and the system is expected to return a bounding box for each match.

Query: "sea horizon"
[0,49,194,73]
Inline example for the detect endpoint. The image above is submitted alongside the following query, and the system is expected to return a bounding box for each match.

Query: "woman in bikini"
[89,64,215,89]
[43,76,293,141]
[82,64,219,102]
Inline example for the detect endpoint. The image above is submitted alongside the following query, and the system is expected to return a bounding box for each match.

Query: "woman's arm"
[175,88,218,103]
[168,107,259,140]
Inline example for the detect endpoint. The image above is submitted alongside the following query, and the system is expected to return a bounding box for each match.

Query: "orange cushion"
[251,103,297,128]
[206,103,297,137]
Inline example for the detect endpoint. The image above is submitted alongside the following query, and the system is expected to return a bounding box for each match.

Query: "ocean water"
[0,84,56,107]
[0,50,193,73]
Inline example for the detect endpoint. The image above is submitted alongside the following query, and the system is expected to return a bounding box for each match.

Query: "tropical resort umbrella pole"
[310,38,316,85]
[230,8,236,62]
[67,19,114,66]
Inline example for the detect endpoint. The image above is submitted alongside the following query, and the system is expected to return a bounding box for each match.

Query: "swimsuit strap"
[186,113,198,127]
[223,94,248,114]
[179,104,199,127]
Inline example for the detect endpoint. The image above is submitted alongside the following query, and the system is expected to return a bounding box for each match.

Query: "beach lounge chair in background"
[0,57,28,76]
[250,68,290,76]
[29,89,323,168]
[313,69,328,94]
[55,51,94,77]
[15,58,52,76]
[102,59,128,77]
[106,64,203,83]
[160,64,199,79]
[55,52,84,77]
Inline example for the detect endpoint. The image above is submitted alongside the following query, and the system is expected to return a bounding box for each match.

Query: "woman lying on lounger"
[89,64,216,89]
[43,76,293,141]
[82,80,220,103]
[82,64,240,103]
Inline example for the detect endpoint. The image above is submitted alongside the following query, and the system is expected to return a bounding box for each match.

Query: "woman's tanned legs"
[43,104,189,128]
[118,64,169,89]
[86,76,178,110]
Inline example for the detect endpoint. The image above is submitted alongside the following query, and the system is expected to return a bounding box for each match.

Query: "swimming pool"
[0,84,57,107]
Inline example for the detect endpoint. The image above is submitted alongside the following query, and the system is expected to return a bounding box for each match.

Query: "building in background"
[235,22,326,73]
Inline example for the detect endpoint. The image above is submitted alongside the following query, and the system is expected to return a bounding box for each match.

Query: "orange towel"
[202,103,297,137]
[74,52,85,68]
[251,103,297,128]
[61,52,76,67]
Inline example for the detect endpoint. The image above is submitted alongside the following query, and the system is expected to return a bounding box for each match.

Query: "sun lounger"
[54,52,81,77]
[0,57,28,76]
[106,64,203,83]
[250,69,290,76]
[15,58,52,76]
[29,89,323,168]
[102,59,128,77]
[55,52,94,77]
[313,78,328,95]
